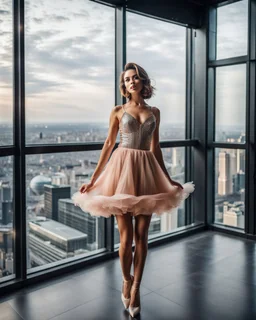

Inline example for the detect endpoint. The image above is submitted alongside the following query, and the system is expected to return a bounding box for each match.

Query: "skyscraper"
[218,151,233,195]
[58,199,105,250]
[44,185,71,221]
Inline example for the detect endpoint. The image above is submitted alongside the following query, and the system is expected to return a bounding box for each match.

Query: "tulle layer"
[72,147,195,218]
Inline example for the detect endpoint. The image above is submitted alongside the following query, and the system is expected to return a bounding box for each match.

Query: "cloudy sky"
[0,0,248,127]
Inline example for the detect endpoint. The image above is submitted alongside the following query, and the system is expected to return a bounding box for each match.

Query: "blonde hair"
[119,62,155,100]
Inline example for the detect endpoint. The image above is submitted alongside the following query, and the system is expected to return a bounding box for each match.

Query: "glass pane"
[0,2,13,146]
[114,147,186,246]
[217,0,248,60]
[215,64,246,143]
[214,148,245,229]
[26,151,106,272]
[127,12,186,140]
[0,156,15,281]
[25,0,115,144]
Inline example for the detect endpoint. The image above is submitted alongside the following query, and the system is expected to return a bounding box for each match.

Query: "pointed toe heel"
[121,274,134,309]
[128,281,141,317]
[128,305,141,318]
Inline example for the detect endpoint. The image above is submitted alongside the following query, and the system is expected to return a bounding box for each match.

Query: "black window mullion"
[14,0,27,280]
[246,0,256,235]
[185,28,193,225]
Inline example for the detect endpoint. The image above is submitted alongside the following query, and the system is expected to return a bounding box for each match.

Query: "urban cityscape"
[0,121,245,279]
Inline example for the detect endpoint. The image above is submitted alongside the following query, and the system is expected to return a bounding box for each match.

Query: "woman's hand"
[79,181,95,193]
[170,179,183,190]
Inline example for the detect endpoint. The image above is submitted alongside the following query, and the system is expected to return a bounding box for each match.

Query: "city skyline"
[0,0,249,126]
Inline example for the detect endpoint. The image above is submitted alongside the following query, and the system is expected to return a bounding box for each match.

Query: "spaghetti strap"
[122,104,126,112]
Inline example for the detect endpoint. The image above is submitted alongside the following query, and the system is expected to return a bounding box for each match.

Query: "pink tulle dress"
[72,105,195,218]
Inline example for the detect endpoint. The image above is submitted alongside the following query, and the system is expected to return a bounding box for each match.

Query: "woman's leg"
[115,212,133,297]
[133,214,152,283]
[130,214,152,308]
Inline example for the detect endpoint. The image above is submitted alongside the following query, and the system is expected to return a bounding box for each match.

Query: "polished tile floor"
[1,231,256,320]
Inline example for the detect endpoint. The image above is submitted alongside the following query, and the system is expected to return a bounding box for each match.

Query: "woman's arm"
[90,106,120,184]
[150,107,183,189]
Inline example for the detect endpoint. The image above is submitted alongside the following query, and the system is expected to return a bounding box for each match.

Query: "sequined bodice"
[118,106,156,150]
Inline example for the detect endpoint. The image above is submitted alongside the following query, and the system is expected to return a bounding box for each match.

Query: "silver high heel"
[121,274,134,309]
[128,281,141,318]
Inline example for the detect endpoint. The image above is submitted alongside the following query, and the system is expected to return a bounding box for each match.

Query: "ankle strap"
[123,275,133,282]
[132,281,140,288]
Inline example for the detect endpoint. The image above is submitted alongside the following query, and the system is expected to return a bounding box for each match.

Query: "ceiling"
[95,0,237,28]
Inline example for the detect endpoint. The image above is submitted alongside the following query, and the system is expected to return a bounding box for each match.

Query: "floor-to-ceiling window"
[0,0,198,286]
[0,1,15,281]
[114,12,191,246]
[209,0,248,229]
[24,0,115,273]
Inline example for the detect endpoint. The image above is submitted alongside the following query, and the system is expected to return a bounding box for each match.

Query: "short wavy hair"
[119,62,155,100]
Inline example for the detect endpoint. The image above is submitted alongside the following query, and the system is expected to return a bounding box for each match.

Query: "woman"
[72,62,195,318]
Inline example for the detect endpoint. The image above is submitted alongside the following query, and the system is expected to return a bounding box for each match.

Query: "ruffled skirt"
[72,147,195,218]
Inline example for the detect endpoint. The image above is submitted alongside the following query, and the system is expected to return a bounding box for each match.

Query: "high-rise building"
[149,216,161,235]
[223,208,244,228]
[44,184,70,221]
[5,252,13,274]
[51,173,68,186]
[236,149,245,173]
[218,151,233,195]
[0,186,11,201]
[29,218,88,254]
[160,208,178,232]
[2,201,13,225]
[0,249,5,269]
[58,199,105,249]
[172,148,178,167]
[233,171,245,192]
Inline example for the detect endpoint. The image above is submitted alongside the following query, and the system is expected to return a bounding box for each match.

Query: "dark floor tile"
[1,231,256,320]
[0,302,24,320]
[156,276,256,320]
[49,288,132,320]
[141,265,185,291]
[138,291,193,320]
[7,293,57,320]
[7,277,114,320]
[73,260,152,297]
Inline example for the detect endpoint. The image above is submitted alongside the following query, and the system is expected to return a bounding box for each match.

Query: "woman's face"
[124,69,143,96]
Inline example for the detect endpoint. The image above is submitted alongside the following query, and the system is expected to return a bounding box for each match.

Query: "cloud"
[217,0,248,59]
[0,10,9,15]
[33,17,44,23]
[46,14,70,22]
[73,11,90,18]
[0,0,248,125]
[0,31,11,36]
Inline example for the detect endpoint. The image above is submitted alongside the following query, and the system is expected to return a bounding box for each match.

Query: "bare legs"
[133,214,152,282]
[116,212,152,305]
[116,212,133,298]
[130,214,152,307]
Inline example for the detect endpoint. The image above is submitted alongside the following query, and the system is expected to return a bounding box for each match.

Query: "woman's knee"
[134,232,148,245]
[119,232,133,250]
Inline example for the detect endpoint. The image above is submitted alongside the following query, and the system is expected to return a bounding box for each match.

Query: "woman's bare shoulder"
[151,106,160,115]
[113,105,123,112]
[110,105,123,122]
